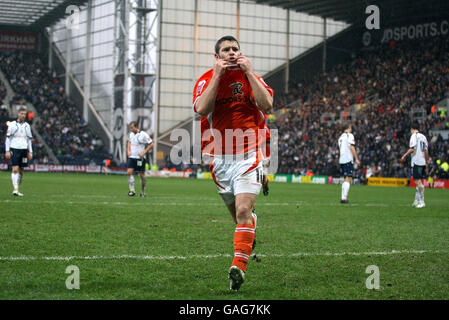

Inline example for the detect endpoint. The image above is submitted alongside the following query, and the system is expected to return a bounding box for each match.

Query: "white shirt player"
[409,132,428,167]
[5,120,33,152]
[128,131,152,159]
[338,132,355,164]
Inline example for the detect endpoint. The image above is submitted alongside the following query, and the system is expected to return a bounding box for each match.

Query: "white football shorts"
[210,152,263,205]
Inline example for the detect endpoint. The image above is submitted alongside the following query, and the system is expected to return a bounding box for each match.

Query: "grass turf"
[0,172,448,299]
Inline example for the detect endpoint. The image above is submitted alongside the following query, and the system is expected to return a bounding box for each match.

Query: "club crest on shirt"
[196,80,206,96]
[230,82,244,96]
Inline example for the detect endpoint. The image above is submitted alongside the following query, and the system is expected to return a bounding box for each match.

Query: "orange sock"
[232,224,255,273]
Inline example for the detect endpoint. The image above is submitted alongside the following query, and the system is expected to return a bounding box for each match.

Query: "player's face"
[17,111,27,122]
[216,40,241,63]
[129,124,138,133]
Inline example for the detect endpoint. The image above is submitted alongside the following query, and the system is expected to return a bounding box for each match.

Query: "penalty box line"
[0,249,448,262]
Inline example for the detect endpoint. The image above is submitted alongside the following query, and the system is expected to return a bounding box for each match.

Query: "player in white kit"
[127,121,153,197]
[4,107,33,196]
[400,122,429,208]
[338,123,361,203]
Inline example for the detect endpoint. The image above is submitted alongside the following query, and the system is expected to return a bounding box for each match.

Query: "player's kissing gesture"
[236,55,253,74]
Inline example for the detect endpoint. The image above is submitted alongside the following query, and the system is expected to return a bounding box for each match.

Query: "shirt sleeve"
[192,74,211,113]
[422,136,428,150]
[26,124,33,139]
[5,136,11,151]
[255,75,274,97]
[6,122,13,137]
[409,134,417,148]
[348,133,355,145]
[140,132,152,144]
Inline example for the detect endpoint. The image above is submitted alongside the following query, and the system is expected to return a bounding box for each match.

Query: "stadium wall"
[157,0,347,134]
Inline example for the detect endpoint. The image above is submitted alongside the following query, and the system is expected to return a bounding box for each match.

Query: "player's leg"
[262,173,269,196]
[18,167,24,185]
[10,149,24,196]
[139,171,146,197]
[414,179,425,208]
[413,166,425,207]
[226,200,257,248]
[11,165,21,195]
[340,163,351,203]
[228,163,262,291]
[416,166,425,208]
[413,181,420,207]
[225,202,237,224]
[222,194,257,245]
[228,193,257,291]
[127,163,136,196]
[341,176,352,203]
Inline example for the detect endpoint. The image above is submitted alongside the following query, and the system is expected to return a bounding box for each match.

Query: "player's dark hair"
[129,121,139,128]
[410,121,420,130]
[342,122,352,131]
[215,36,240,54]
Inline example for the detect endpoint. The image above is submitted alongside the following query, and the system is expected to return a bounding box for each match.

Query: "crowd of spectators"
[1,35,449,176]
[273,36,449,178]
[0,79,6,103]
[0,51,111,165]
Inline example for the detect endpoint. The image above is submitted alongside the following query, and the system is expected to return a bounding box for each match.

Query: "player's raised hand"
[236,55,253,74]
[214,59,228,78]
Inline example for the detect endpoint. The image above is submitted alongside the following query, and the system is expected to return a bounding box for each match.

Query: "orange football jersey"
[193,67,274,155]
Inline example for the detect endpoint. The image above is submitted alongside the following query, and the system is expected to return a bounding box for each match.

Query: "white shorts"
[210,152,263,205]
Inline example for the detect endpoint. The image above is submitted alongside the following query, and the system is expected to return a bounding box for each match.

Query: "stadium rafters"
[252,0,449,24]
[0,0,88,29]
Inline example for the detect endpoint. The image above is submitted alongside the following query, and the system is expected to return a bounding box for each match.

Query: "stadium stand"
[274,36,449,178]
[0,79,6,103]
[0,51,112,165]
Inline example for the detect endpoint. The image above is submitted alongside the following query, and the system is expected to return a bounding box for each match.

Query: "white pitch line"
[0,199,420,207]
[0,249,447,262]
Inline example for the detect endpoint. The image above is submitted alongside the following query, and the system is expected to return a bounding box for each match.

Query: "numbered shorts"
[210,153,263,205]
[412,165,425,180]
[127,157,146,172]
[10,148,29,168]
[340,161,354,177]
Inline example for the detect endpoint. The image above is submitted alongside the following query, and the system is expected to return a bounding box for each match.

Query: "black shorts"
[10,148,29,168]
[127,158,146,172]
[340,162,353,177]
[413,165,426,180]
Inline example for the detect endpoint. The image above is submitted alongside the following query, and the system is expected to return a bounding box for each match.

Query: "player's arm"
[349,145,361,167]
[127,140,131,157]
[26,125,33,160]
[237,56,273,113]
[27,139,33,160]
[139,142,154,158]
[400,148,415,163]
[195,60,228,116]
[5,136,11,160]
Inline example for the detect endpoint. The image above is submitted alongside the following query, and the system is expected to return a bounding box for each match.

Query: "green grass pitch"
[0,171,448,299]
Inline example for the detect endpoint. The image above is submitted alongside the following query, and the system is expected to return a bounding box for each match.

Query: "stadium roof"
[0,0,88,29]
[252,0,449,24]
